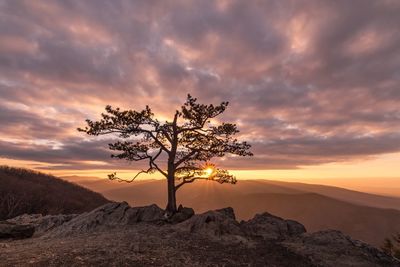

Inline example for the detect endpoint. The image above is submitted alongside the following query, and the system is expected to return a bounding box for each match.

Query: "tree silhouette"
[78,95,252,214]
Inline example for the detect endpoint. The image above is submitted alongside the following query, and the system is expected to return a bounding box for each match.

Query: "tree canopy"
[79,94,252,212]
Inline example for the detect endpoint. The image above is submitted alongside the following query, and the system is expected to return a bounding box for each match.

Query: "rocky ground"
[1,202,399,267]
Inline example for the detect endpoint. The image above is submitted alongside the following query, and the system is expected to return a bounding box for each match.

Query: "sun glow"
[204,167,214,177]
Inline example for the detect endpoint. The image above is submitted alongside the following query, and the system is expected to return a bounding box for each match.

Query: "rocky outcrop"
[45,202,165,237]
[4,202,169,239]
[7,213,77,236]
[174,208,399,266]
[241,212,306,240]
[178,209,306,243]
[44,202,129,237]
[0,221,34,239]
[2,203,399,266]
[282,230,399,267]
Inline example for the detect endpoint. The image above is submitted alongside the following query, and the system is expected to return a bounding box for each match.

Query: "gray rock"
[177,208,244,240]
[168,205,194,224]
[127,204,164,223]
[286,219,307,236]
[45,202,130,237]
[241,212,306,240]
[282,230,400,267]
[0,221,34,239]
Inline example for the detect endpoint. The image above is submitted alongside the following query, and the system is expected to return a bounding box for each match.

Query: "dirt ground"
[0,224,314,267]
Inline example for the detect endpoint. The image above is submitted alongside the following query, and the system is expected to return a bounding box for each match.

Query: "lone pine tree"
[79,95,252,214]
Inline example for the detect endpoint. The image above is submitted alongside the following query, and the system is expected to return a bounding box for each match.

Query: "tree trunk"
[166,112,179,214]
[166,175,177,213]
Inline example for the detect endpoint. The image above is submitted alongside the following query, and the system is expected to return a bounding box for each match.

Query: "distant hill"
[69,178,400,246]
[0,166,110,220]
[253,180,400,211]
[66,177,400,211]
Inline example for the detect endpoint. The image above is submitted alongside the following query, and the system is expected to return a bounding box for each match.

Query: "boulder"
[127,204,164,223]
[168,205,194,224]
[177,207,244,239]
[0,221,34,239]
[282,230,400,267]
[241,212,306,240]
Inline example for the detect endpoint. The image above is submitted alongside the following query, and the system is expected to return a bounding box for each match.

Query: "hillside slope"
[0,166,110,220]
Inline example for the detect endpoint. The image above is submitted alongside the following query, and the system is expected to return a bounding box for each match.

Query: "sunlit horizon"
[1,1,399,194]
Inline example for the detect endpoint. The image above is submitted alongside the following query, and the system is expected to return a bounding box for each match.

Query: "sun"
[204,167,214,177]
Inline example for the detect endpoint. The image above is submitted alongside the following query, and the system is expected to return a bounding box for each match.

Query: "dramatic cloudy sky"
[0,0,399,180]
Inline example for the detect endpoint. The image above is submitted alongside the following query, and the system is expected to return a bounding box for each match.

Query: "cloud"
[0,0,399,171]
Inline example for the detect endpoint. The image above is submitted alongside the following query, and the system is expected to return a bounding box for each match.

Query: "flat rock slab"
[7,214,77,236]
[0,221,34,239]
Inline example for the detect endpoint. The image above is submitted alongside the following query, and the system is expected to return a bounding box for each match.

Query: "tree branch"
[148,131,171,154]
[149,148,168,178]
[174,150,198,168]
[108,168,153,183]
[175,176,209,191]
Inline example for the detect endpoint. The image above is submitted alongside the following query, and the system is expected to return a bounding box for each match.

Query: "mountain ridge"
[67,177,400,246]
